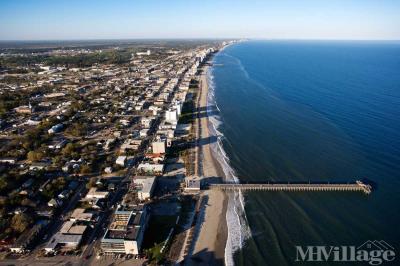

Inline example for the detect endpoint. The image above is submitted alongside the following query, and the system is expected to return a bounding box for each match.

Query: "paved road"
[80,176,130,265]
[0,257,81,266]
[31,183,86,257]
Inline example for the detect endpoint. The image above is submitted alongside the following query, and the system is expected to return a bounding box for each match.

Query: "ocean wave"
[222,52,281,102]
[206,67,251,266]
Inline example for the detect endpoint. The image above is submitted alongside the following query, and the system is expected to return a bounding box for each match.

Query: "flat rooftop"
[102,205,145,242]
[134,176,156,194]
[103,226,140,241]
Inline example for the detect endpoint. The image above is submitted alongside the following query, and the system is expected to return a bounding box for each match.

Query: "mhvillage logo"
[295,240,396,265]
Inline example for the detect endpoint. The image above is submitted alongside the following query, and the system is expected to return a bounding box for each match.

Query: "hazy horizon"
[1,0,400,41]
[1,38,400,43]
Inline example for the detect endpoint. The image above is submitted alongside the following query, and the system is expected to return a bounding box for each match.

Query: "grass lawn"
[142,215,178,249]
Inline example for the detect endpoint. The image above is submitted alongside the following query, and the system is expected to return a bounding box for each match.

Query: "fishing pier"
[209,180,372,194]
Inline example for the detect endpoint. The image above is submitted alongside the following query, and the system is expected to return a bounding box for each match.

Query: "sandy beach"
[188,64,228,265]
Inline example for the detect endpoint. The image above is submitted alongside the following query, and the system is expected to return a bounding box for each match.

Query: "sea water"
[207,40,400,265]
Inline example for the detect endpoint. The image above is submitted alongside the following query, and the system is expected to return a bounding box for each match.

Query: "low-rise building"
[48,198,62,208]
[48,139,67,149]
[116,156,127,166]
[100,205,148,255]
[120,139,142,153]
[134,176,156,201]
[141,117,154,128]
[29,162,51,171]
[14,105,33,114]
[184,176,202,192]
[10,221,48,253]
[137,162,164,175]
[0,157,17,164]
[48,123,64,134]
[151,139,166,154]
[165,109,178,123]
[139,128,149,137]
[85,187,109,199]
[70,208,94,222]
[44,221,87,253]
[44,234,83,253]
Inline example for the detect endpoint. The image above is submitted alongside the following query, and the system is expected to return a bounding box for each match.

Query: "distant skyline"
[1,0,400,41]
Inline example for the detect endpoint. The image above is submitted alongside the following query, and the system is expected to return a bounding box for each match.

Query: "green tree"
[21,127,49,151]
[86,176,97,189]
[52,155,63,166]
[0,176,8,191]
[27,150,44,162]
[80,164,92,174]
[21,198,35,207]
[66,123,87,137]
[62,143,80,157]
[11,213,33,233]
[145,243,165,264]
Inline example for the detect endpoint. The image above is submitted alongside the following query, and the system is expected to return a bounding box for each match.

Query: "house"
[120,139,142,153]
[14,105,33,114]
[144,153,165,163]
[108,183,116,191]
[140,117,153,128]
[113,131,122,138]
[62,159,83,172]
[119,119,130,127]
[58,190,70,199]
[22,178,34,188]
[139,129,149,137]
[104,167,113,174]
[116,156,127,166]
[36,205,54,218]
[0,157,17,164]
[48,198,62,208]
[29,162,50,171]
[62,163,72,172]
[13,206,28,214]
[104,138,116,151]
[129,130,140,138]
[148,105,161,115]
[154,99,164,106]
[48,139,68,149]
[10,221,48,253]
[83,198,103,209]
[48,123,64,134]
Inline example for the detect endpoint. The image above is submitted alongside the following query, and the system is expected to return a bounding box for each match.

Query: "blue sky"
[0,0,399,40]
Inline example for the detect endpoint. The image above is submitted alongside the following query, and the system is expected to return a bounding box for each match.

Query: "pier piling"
[209,180,372,194]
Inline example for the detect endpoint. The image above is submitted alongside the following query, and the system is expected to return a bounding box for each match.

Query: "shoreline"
[189,62,228,265]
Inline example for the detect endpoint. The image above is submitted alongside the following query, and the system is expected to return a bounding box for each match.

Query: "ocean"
[207,40,400,265]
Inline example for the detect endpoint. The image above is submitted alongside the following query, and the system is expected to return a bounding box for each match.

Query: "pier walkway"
[209,181,372,194]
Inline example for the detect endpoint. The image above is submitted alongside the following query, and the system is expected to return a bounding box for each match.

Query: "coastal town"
[2,0,399,265]
[0,40,236,265]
